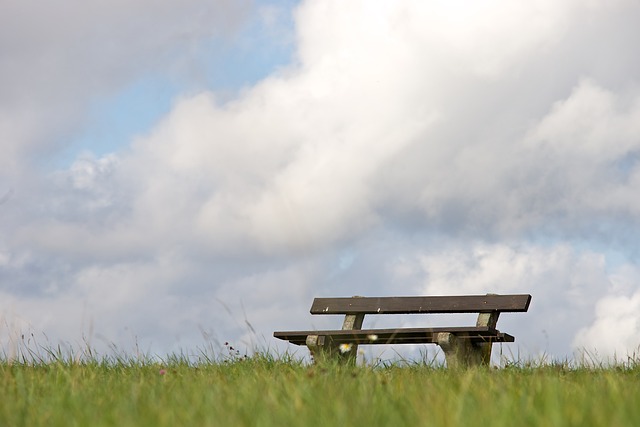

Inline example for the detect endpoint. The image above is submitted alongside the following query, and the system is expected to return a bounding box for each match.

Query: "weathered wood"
[275,326,514,345]
[342,312,365,331]
[310,294,531,315]
[338,304,365,361]
[274,293,532,368]
[473,303,501,365]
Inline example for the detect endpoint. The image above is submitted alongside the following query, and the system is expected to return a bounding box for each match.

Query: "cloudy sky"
[2,0,640,363]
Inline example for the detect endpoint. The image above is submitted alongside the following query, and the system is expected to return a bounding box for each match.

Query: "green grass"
[2,353,640,427]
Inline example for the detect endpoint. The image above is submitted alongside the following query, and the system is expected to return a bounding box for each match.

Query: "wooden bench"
[274,294,532,367]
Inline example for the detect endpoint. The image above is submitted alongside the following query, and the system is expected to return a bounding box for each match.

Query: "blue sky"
[3,0,640,364]
[61,0,298,165]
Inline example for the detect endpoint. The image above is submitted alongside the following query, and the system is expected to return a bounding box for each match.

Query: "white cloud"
[518,79,640,217]
[0,0,249,176]
[402,243,608,356]
[574,291,640,359]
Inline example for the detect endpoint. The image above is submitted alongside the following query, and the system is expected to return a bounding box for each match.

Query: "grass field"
[1,349,640,427]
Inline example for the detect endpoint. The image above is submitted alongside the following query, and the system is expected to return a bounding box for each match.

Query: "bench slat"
[274,327,515,346]
[310,294,531,315]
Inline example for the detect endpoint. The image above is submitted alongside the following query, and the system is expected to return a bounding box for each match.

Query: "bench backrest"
[310,294,531,315]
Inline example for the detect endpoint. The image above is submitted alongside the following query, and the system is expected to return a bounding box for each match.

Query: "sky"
[2,0,640,364]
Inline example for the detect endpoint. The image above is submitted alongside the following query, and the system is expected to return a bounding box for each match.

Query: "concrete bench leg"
[305,334,352,364]
[437,309,499,368]
[436,333,485,368]
[306,299,365,365]
[305,334,360,364]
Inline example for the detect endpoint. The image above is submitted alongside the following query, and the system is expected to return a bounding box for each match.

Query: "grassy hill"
[1,352,639,426]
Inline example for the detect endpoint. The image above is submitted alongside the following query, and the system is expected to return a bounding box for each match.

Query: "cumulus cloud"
[574,292,640,359]
[411,243,610,356]
[574,264,640,358]
[0,0,249,176]
[3,0,640,359]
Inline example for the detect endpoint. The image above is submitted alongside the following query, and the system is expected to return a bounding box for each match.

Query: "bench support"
[306,297,365,364]
[307,309,501,367]
[437,310,500,368]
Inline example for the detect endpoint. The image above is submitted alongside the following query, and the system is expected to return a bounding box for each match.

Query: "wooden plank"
[274,327,515,346]
[310,294,531,315]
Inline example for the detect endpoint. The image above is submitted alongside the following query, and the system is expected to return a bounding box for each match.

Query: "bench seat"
[274,326,514,346]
